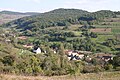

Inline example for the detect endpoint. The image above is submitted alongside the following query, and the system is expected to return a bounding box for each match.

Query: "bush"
[83,65,103,73]
[83,65,95,73]
[104,64,113,71]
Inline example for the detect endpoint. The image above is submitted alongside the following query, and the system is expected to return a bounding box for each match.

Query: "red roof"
[18,36,27,40]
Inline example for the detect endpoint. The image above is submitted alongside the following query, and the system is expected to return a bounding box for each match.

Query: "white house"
[33,48,41,54]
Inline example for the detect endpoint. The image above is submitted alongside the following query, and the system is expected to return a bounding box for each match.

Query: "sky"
[0,0,120,13]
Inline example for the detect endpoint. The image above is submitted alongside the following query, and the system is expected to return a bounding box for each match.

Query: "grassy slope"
[0,71,120,80]
[0,14,29,25]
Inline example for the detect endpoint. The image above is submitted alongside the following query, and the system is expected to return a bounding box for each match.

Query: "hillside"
[0,10,39,25]
[0,10,39,15]
[1,8,119,54]
[45,8,89,15]
[4,9,89,29]
[4,9,116,31]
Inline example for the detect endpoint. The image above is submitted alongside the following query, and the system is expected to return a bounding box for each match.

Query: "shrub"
[83,65,103,73]
[104,64,113,71]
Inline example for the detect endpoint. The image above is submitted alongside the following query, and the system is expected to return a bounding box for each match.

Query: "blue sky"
[0,0,120,12]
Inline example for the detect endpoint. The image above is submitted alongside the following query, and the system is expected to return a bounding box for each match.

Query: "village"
[0,29,115,64]
[0,7,120,79]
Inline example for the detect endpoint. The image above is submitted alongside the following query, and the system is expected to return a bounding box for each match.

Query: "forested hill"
[44,8,89,15]
[4,9,116,31]
[91,10,116,19]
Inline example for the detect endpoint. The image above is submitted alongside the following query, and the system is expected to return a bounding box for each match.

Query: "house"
[65,50,85,60]
[78,51,92,54]
[95,53,114,62]
[9,33,16,37]
[17,36,27,40]
[53,50,57,54]
[72,51,78,56]
[102,56,113,62]
[33,47,41,54]
[5,39,11,42]
[0,33,5,37]
[65,50,73,55]
[78,53,84,59]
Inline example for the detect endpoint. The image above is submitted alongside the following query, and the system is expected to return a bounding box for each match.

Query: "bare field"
[0,71,120,80]
[0,14,28,25]
[90,28,111,33]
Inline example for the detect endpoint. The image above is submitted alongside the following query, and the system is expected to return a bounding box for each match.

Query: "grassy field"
[0,14,27,25]
[0,71,120,80]
[91,35,115,42]
[112,28,120,34]
[94,25,113,28]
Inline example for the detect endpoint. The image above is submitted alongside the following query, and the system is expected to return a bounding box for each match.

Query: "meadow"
[0,71,120,80]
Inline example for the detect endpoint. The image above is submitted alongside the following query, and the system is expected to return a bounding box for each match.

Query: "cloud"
[23,0,41,3]
[63,0,113,12]
[65,0,108,5]
[32,0,41,3]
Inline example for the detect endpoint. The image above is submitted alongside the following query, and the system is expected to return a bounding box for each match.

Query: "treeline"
[4,9,116,31]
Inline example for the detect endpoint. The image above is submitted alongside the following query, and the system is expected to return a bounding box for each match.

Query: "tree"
[90,32,97,38]
[2,55,15,66]
[30,56,42,75]
[112,56,120,67]
[104,64,113,71]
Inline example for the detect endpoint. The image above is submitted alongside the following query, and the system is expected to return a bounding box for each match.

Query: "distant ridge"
[0,10,40,25]
[2,8,116,30]
[0,10,40,15]
[45,8,89,14]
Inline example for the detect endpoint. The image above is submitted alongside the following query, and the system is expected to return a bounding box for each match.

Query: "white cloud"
[32,0,41,3]
[63,0,114,12]
[23,0,41,3]
[65,0,108,5]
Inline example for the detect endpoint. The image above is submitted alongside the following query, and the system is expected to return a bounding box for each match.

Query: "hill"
[0,8,120,77]
[1,8,119,54]
[4,9,116,31]
[45,8,89,15]
[3,8,89,29]
[0,10,39,15]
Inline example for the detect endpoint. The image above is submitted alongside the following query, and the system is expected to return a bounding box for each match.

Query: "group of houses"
[65,50,85,60]
[65,50,114,62]
[22,42,114,62]
[95,53,114,62]
[3,34,114,62]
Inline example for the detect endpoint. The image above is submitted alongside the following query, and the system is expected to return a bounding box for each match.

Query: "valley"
[0,8,120,79]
